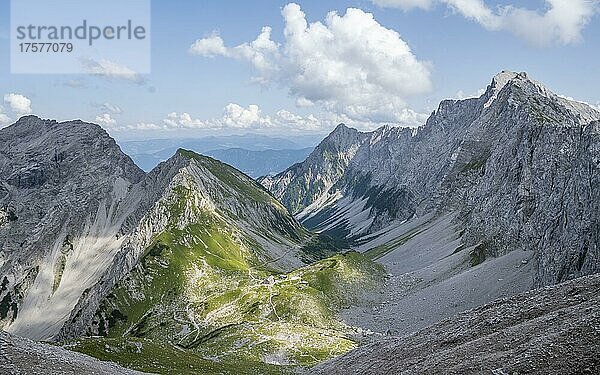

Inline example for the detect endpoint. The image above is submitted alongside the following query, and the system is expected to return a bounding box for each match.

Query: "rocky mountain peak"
[175,147,198,158]
[12,114,50,125]
[484,71,522,108]
[175,148,219,164]
[321,123,364,146]
[492,70,521,85]
[489,72,600,125]
[314,124,370,156]
[173,148,260,183]
[7,116,109,138]
[0,117,147,339]
[331,122,351,133]
[164,148,200,167]
[483,70,569,107]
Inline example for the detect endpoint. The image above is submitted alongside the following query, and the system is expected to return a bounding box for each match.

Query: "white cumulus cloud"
[95,113,116,126]
[276,109,322,131]
[4,93,32,115]
[147,103,426,134]
[189,3,432,125]
[222,103,274,128]
[189,32,228,57]
[162,104,275,130]
[142,104,326,132]
[190,27,280,81]
[133,122,165,130]
[162,112,205,129]
[374,0,599,46]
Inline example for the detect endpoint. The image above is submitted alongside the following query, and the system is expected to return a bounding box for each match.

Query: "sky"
[0,0,599,141]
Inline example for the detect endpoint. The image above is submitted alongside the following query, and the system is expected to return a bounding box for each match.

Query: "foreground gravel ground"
[2,274,598,375]
[0,331,150,375]
[312,274,600,375]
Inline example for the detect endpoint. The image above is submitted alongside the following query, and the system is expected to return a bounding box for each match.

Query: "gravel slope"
[0,330,150,375]
[342,213,533,338]
[311,274,600,375]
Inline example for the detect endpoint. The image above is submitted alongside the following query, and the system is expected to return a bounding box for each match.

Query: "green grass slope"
[64,178,384,374]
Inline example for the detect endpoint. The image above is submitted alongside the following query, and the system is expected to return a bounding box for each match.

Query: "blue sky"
[0,0,598,140]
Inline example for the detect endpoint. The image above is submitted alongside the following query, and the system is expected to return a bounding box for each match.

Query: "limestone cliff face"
[262,72,600,286]
[450,77,600,286]
[259,124,370,218]
[0,116,145,340]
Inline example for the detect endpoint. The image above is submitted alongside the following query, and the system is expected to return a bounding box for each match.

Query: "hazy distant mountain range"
[119,134,321,176]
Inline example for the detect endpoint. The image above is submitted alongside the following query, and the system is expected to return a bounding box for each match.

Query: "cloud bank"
[104,102,425,134]
[125,104,323,132]
[373,0,599,46]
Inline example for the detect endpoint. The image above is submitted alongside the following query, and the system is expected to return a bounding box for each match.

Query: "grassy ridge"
[65,182,384,374]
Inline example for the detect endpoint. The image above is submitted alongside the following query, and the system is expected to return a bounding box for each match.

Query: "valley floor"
[341,212,534,339]
[2,211,597,375]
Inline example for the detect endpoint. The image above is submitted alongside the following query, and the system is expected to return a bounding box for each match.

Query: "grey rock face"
[0,116,145,340]
[456,85,600,286]
[310,273,600,375]
[262,95,488,237]
[260,124,371,216]
[263,72,600,286]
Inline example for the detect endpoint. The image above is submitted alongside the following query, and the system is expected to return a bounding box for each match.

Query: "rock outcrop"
[0,329,149,375]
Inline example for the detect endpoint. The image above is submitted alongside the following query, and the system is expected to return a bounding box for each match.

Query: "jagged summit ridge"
[6,115,114,139]
[478,71,600,125]
[262,71,600,286]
